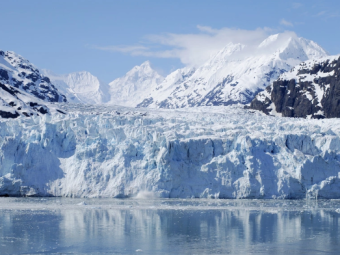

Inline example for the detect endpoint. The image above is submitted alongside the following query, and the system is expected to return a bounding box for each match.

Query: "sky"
[1,0,340,82]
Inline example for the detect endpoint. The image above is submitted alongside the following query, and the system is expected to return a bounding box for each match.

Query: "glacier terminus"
[1,33,340,199]
[1,104,340,199]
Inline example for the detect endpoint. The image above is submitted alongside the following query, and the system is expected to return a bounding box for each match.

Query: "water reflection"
[0,199,340,254]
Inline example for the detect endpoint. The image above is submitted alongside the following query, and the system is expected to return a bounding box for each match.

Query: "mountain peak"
[42,69,110,104]
[108,61,164,107]
[126,61,155,77]
[136,33,328,109]
[140,60,151,67]
[258,33,327,57]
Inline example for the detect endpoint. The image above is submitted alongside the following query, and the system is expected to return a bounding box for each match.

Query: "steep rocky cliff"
[249,55,340,119]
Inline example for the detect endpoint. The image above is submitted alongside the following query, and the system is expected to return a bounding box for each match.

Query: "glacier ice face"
[1,104,340,199]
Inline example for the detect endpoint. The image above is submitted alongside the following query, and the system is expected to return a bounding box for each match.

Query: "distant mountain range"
[41,70,110,104]
[1,32,335,119]
[44,33,329,109]
[138,33,328,108]
[44,61,164,107]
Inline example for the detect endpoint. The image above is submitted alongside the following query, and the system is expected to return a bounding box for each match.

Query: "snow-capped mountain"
[138,33,328,108]
[249,55,340,119]
[42,70,110,104]
[108,61,164,107]
[136,66,196,108]
[0,50,66,118]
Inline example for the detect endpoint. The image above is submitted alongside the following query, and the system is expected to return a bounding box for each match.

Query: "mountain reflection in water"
[0,198,339,254]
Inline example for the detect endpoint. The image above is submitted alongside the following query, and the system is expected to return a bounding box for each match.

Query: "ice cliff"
[1,104,340,199]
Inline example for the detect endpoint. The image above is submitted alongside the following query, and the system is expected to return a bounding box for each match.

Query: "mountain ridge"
[137,33,328,109]
[0,50,66,118]
[249,54,340,118]
[107,61,164,107]
[42,70,110,104]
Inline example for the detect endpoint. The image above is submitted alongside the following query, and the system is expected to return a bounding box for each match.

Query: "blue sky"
[1,0,340,82]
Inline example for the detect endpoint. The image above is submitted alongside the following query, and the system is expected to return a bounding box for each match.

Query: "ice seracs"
[138,33,328,108]
[1,104,340,199]
[1,34,339,199]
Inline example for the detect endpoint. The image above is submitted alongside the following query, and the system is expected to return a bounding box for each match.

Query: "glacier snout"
[1,106,340,199]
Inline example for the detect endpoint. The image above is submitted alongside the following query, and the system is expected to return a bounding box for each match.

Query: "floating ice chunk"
[135,191,157,199]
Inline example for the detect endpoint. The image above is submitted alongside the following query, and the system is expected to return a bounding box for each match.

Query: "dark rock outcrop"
[249,55,340,119]
[0,50,67,118]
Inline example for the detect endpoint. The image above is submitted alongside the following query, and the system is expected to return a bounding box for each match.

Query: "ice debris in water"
[77,201,87,206]
[135,191,157,199]
[335,209,340,213]
[1,104,340,199]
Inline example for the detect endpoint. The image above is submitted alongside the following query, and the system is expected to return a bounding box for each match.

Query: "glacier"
[1,104,340,199]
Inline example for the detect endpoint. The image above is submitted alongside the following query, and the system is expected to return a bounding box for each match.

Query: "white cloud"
[316,11,326,17]
[292,2,302,9]
[313,10,340,18]
[280,19,294,27]
[95,26,272,67]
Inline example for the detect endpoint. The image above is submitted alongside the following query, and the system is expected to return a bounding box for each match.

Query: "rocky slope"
[0,50,66,118]
[138,33,328,108]
[249,55,340,119]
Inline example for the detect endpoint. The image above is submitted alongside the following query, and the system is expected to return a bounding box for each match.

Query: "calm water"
[1,198,340,254]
